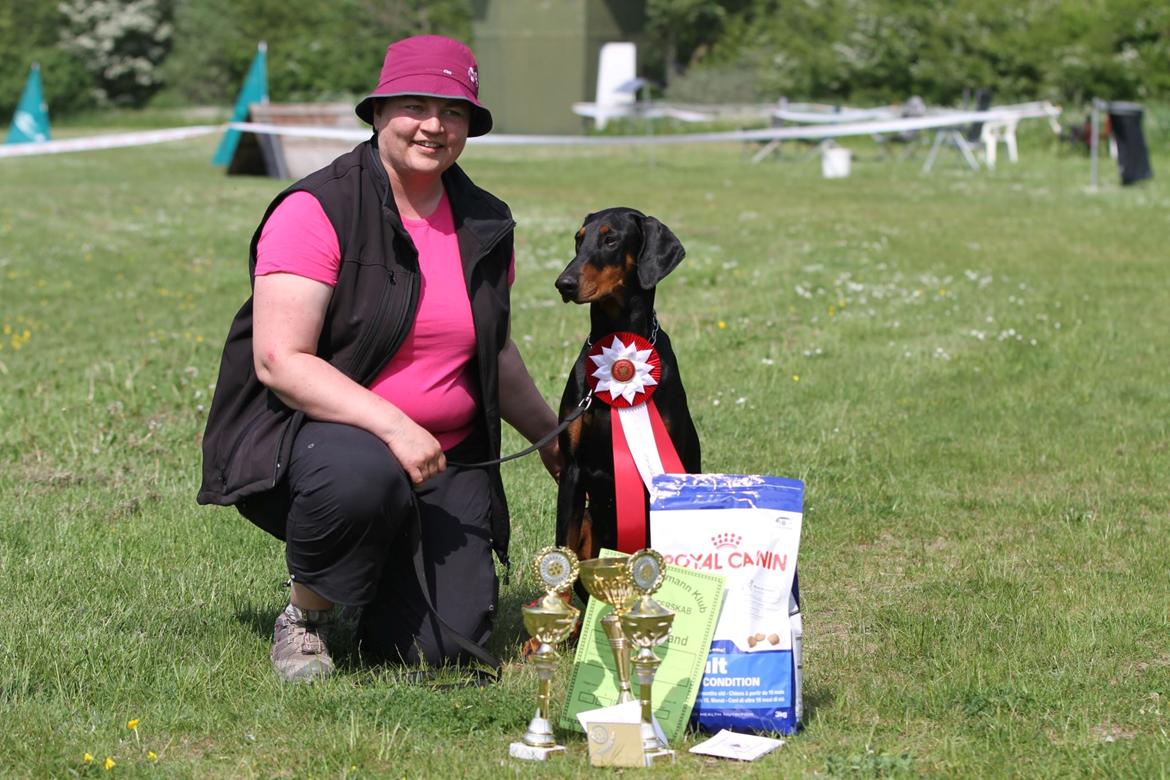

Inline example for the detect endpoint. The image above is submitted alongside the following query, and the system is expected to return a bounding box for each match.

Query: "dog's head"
[555,207,685,305]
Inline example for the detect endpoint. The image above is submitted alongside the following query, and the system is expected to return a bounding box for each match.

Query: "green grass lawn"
[1,127,1167,778]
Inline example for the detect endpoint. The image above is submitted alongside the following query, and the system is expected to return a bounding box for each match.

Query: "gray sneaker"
[271,604,334,682]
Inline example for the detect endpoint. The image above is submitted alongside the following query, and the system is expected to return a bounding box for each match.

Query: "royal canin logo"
[712,532,742,549]
[663,535,788,571]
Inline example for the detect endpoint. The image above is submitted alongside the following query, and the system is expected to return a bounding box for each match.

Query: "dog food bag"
[649,473,804,735]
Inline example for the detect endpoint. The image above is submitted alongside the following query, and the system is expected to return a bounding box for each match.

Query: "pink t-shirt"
[255,190,508,450]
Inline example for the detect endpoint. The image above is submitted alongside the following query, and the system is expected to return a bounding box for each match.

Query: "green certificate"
[559,549,725,742]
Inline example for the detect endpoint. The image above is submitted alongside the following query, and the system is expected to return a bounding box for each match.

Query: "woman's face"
[373,95,470,183]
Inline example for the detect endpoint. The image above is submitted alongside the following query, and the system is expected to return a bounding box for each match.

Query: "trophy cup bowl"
[578,555,637,704]
[510,547,580,762]
[620,597,675,648]
[617,549,676,766]
[579,556,636,608]
[522,596,580,647]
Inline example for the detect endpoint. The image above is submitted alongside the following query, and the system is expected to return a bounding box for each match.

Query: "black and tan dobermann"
[553,207,702,566]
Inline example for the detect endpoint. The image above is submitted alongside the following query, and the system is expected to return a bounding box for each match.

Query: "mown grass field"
[1,123,1168,778]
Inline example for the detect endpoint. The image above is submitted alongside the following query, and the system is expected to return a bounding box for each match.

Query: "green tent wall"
[472,0,646,134]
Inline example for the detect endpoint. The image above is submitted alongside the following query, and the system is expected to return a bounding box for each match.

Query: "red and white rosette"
[586,332,684,552]
[586,332,661,407]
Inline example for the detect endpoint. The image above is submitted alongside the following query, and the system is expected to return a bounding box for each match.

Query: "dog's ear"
[581,210,600,228]
[636,216,686,289]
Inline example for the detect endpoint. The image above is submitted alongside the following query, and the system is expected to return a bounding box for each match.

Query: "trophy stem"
[522,644,559,747]
[632,648,670,755]
[511,547,579,762]
[617,551,675,766]
[600,612,637,704]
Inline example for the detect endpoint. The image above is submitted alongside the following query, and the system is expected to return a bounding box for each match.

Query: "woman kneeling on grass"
[197,35,560,681]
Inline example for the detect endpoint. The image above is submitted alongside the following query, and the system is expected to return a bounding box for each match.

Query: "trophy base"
[509,742,566,761]
[643,748,676,766]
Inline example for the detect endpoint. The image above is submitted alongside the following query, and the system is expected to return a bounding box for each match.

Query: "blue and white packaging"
[649,473,804,735]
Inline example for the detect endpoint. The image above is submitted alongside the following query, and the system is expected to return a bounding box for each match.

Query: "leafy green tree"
[645,0,748,89]
[161,0,472,107]
[0,4,94,120]
[675,0,1169,105]
[58,0,175,107]
[7,0,1167,119]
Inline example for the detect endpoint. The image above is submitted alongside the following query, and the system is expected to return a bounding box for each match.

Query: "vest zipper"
[352,267,419,385]
[463,223,515,282]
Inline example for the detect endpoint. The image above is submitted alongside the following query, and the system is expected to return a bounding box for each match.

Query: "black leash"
[446,391,593,469]
[448,316,658,470]
[407,500,503,682]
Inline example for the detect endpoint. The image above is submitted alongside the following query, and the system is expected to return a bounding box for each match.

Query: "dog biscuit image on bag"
[650,473,803,735]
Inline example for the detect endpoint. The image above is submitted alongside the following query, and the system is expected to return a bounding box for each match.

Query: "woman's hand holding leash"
[383,417,446,485]
[538,438,563,482]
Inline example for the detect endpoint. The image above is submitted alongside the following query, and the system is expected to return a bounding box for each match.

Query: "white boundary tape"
[0,125,221,159]
[0,104,1060,159]
[772,107,900,124]
[240,105,1061,146]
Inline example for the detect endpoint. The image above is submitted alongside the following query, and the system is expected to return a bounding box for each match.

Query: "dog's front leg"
[555,459,590,559]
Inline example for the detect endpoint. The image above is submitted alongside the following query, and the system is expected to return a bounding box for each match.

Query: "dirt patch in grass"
[1090,723,1138,742]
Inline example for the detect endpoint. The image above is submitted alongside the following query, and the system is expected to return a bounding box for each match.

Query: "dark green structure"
[472,0,646,134]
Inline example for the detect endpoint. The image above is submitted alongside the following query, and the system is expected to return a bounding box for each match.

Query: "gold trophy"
[578,554,637,704]
[618,549,676,765]
[509,546,580,761]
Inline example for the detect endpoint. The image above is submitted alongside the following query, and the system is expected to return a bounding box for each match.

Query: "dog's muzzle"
[555,272,578,302]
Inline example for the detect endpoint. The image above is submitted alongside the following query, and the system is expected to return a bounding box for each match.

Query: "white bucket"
[821,146,852,178]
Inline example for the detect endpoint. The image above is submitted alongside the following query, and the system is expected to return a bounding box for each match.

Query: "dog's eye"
[603,235,618,247]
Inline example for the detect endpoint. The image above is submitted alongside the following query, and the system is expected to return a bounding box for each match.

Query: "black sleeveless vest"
[197,139,515,564]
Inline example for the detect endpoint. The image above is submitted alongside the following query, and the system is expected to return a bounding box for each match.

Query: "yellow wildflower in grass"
[792,374,800,382]
[104,756,116,770]
[148,751,158,762]
[718,320,727,329]
[127,719,139,731]
[83,753,94,764]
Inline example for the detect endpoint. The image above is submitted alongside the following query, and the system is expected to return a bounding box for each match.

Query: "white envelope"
[688,729,784,761]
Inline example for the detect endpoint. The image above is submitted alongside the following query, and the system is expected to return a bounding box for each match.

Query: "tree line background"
[2,0,1167,122]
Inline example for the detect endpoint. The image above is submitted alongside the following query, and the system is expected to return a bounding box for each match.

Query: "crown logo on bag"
[711,533,742,549]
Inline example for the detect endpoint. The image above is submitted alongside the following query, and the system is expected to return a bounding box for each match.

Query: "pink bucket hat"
[355,35,493,137]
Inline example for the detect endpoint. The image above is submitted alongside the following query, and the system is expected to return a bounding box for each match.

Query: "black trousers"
[283,421,498,666]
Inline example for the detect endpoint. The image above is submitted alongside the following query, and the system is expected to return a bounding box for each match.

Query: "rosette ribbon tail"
[586,331,684,552]
[611,399,684,552]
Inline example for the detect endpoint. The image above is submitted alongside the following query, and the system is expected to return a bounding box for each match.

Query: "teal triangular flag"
[212,42,268,166]
[6,63,51,145]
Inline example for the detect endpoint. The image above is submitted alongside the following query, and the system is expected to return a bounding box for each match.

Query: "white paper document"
[688,729,785,761]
